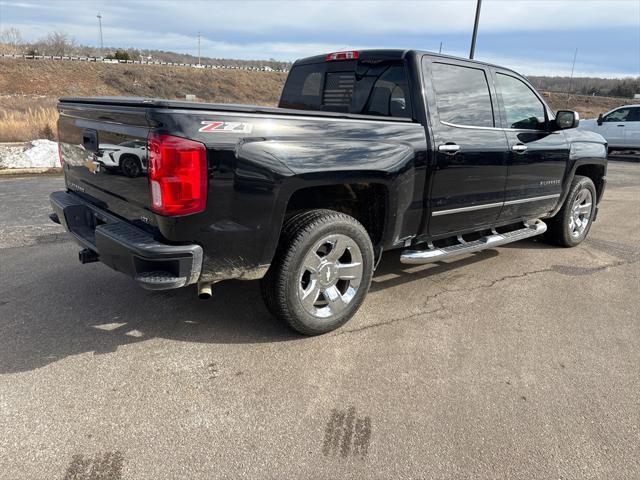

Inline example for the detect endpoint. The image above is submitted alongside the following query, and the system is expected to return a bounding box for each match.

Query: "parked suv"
[51,50,607,334]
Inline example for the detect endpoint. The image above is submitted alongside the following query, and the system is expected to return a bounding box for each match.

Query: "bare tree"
[40,31,77,56]
[1,27,23,46]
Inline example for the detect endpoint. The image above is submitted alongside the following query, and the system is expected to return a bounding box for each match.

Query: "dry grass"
[542,92,630,119]
[0,96,58,142]
[0,58,287,142]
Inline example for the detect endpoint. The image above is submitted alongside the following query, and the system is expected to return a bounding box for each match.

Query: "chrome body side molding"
[431,194,560,217]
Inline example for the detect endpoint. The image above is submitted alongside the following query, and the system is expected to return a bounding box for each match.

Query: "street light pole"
[198,32,201,66]
[97,13,104,52]
[469,0,482,59]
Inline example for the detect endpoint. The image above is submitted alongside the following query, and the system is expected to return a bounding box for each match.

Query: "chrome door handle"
[438,143,460,154]
[512,144,528,153]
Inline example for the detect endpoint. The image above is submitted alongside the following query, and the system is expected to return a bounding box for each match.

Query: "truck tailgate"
[58,101,154,225]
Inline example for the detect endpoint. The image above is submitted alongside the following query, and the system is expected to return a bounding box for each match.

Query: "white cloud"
[2,0,638,76]
[4,0,639,36]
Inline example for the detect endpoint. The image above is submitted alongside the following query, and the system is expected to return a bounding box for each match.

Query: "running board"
[400,220,547,265]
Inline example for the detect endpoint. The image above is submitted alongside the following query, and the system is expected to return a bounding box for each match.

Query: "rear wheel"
[120,155,142,178]
[261,209,374,335]
[545,175,596,247]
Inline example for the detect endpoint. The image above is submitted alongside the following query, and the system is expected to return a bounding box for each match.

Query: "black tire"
[120,155,141,178]
[545,175,596,247]
[261,209,374,335]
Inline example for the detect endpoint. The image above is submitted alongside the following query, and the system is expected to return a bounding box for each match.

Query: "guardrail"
[0,53,289,73]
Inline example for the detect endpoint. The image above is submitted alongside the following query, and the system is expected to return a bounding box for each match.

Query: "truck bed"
[59,96,414,123]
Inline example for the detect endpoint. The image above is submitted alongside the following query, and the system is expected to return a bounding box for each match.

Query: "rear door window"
[430,62,495,128]
[279,60,412,118]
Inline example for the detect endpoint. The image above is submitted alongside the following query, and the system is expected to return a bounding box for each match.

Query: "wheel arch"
[549,157,607,219]
[283,181,390,248]
[574,163,606,203]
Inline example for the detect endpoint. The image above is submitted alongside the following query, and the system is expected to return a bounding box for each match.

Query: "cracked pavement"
[0,162,639,479]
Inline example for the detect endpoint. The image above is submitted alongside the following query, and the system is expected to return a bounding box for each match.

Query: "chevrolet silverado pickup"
[50,49,608,335]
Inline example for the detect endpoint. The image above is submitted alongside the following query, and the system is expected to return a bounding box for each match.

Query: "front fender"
[549,130,607,217]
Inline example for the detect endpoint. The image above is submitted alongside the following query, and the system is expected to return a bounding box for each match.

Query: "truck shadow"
[369,249,499,292]
[0,261,295,374]
[1,243,527,374]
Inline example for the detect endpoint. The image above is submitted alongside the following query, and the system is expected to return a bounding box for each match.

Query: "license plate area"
[63,204,109,247]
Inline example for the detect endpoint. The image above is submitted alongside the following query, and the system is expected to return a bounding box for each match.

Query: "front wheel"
[261,210,374,335]
[545,175,596,247]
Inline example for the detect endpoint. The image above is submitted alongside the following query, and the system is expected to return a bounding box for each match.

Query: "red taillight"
[325,51,359,62]
[148,134,207,216]
[57,142,64,167]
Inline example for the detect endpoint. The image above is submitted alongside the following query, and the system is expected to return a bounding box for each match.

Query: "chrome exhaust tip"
[197,282,213,300]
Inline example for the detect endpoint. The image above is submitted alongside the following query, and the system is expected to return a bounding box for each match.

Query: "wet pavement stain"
[322,406,372,458]
[63,451,124,480]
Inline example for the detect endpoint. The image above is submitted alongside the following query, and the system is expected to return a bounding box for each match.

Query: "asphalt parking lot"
[0,162,638,479]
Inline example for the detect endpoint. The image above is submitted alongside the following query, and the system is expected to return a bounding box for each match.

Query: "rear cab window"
[279,54,413,119]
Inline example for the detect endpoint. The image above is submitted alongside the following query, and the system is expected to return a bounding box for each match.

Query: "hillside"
[0,58,287,142]
[0,58,286,101]
[0,58,634,142]
[541,91,634,119]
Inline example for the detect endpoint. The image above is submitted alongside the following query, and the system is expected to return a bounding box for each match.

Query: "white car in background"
[94,140,147,177]
[579,105,640,151]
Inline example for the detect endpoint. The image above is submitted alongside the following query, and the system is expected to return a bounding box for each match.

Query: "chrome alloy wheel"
[569,187,593,238]
[297,234,364,319]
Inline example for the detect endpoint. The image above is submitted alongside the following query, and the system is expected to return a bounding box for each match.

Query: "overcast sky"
[1,0,639,77]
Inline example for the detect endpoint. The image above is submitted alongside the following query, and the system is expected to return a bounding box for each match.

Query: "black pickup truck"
[51,49,607,334]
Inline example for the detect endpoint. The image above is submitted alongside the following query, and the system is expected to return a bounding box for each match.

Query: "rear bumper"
[50,190,202,290]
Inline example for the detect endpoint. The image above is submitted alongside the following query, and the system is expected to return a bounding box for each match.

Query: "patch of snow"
[0,139,59,169]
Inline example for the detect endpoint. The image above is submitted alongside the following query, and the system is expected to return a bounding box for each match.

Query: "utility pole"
[97,13,104,53]
[568,48,578,92]
[567,48,578,107]
[198,32,201,66]
[469,0,482,59]
[438,41,442,54]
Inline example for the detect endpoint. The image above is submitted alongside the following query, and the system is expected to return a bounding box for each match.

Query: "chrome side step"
[400,220,547,265]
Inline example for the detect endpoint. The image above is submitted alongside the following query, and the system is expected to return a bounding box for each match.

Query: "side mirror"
[597,113,604,126]
[555,110,580,130]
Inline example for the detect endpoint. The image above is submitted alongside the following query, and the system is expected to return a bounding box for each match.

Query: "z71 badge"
[199,121,253,133]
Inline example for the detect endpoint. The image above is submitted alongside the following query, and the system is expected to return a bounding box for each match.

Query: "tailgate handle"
[82,129,99,153]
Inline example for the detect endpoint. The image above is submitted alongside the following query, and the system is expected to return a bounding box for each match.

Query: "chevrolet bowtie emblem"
[84,159,101,174]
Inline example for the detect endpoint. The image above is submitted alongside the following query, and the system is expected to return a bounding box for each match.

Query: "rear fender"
[238,138,421,264]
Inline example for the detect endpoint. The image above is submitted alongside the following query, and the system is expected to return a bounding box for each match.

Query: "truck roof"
[295,48,524,77]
